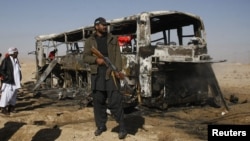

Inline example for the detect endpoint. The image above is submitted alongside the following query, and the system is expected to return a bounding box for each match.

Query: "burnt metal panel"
[60,53,89,71]
[168,47,193,56]
[139,46,155,58]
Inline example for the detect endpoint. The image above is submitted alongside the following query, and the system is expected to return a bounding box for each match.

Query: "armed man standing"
[82,17,127,139]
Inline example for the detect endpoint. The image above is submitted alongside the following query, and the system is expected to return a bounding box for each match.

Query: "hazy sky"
[1,0,250,63]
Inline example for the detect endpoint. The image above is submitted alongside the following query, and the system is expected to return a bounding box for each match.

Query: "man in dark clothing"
[48,49,57,61]
[82,17,127,139]
[0,53,2,88]
[0,53,2,65]
[46,48,64,87]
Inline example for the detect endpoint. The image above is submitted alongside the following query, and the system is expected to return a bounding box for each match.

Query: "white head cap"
[8,47,18,54]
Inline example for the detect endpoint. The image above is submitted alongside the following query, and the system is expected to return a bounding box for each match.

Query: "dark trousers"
[92,90,125,130]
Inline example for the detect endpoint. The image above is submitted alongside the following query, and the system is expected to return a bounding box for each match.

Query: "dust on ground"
[0,59,249,141]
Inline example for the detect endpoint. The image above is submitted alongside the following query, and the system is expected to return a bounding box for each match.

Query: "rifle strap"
[111,71,118,89]
[105,68,112,80]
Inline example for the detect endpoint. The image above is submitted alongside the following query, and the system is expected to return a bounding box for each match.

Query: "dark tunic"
[92,35,118,91]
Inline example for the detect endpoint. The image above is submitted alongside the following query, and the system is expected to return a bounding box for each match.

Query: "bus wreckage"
[33,10,228,110]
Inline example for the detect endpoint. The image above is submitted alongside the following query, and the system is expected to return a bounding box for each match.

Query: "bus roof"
[35,10,204,42]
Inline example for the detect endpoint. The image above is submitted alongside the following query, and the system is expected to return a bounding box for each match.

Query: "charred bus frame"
[34,11,227,109]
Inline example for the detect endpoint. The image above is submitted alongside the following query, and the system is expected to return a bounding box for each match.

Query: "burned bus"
[34,10,227,110]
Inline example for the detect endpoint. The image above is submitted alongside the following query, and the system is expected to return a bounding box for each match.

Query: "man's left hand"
[115,71,125,79]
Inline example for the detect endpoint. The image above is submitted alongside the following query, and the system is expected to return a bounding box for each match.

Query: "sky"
[1,0,250,63]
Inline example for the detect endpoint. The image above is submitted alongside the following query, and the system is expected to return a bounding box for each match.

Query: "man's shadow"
[0,121,26,141]
[31,127,61,141]
[112,107,145,135]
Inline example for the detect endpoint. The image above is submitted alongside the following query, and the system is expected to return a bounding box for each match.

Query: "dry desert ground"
[0,58,249,141]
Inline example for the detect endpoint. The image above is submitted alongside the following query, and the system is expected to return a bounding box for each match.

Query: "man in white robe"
[0,47,22,115]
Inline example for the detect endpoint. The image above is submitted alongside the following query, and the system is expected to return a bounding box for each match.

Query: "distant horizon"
[1,49,248,64]
[16,54,250,65]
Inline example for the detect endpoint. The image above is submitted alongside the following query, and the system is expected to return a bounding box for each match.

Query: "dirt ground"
[0,58,249,141]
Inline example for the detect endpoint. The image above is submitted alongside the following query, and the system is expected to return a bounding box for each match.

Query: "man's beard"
[100,30,107,35]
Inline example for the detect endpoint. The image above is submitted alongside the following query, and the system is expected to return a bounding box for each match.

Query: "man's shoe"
[118,129,127,139]
[8,105,17,113]
[1,107,10,115]
[94,126,107,136]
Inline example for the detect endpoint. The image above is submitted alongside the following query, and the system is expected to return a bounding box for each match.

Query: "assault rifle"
[91,47,134,92]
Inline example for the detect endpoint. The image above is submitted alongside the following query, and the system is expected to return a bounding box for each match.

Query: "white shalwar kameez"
[0,56,21,107]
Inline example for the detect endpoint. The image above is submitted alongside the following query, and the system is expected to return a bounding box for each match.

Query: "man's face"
[95,23,108,34]
[12,52,18,58]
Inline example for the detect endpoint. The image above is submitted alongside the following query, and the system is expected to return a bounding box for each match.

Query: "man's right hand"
[115,71,125,79]
[96,58,105,65]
